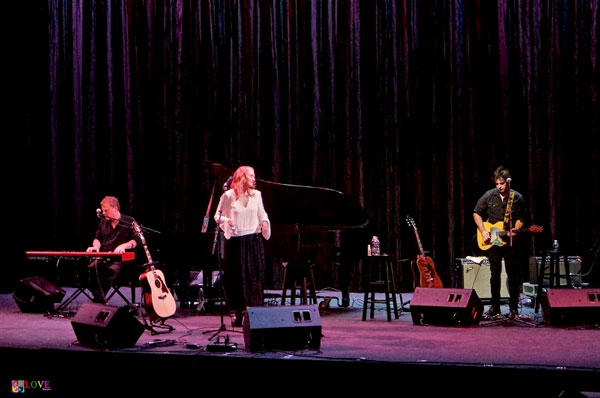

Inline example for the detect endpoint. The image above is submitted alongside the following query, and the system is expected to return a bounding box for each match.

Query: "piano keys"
[25,251,136,262]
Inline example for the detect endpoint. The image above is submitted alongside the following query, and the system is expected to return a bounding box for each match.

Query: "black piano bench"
[280,261,317,305]
[362,255,400,321]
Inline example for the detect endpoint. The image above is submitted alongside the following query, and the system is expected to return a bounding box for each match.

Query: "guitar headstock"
[406,215,416,229]
[529,225,544,233]
[131,221,146,243]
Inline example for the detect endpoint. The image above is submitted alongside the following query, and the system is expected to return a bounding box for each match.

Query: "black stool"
[362,255,400,321]
[281,261,317,305]
[535,249,571,313]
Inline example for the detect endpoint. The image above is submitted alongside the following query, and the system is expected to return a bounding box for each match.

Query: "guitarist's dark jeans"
[487,246,521,313]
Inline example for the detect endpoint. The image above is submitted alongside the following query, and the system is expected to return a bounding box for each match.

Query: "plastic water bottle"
[371,236,380,256]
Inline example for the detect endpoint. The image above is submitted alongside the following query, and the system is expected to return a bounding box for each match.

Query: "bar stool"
[535,249,571,313]
[362,255,400,321]
[281,261,317,305]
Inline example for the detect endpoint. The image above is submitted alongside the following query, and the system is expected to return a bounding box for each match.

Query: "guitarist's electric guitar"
[132,221,176,321]
[406,216,443,288]
[477,221,543,251]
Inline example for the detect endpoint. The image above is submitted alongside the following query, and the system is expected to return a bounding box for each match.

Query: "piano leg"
[334,251,351,307]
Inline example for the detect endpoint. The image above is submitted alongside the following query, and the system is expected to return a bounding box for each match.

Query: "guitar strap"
[503,190,515,227]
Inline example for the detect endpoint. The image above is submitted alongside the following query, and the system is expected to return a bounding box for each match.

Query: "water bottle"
[371,236,380,256]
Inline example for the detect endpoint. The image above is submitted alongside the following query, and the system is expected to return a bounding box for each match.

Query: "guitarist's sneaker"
[484,307,502,320]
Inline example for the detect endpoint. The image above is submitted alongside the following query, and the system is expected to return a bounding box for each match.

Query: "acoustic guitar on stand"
[406,215,443,288]
[133,221,176,321]
[476,221,543,251]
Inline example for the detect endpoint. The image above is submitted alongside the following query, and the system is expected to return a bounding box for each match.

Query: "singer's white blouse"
[214,189,271,240]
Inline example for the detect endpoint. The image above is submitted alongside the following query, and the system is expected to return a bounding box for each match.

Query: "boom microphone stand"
[203,178,240,342]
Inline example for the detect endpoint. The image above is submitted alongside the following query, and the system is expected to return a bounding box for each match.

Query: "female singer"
[214,166,271,326]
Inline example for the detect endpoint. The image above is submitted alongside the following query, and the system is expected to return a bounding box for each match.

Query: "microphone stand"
[203,196,240,344]
[99,213,162,235]
[507,179,513,247]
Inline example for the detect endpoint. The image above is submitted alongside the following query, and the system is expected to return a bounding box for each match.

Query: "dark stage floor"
[1,287,599,397]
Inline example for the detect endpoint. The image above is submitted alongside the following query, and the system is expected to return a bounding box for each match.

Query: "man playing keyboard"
[86,196,139,303]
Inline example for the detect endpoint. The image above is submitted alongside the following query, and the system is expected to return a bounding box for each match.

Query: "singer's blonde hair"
[231,166,255,198]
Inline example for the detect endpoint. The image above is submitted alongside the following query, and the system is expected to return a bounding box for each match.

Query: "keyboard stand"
[55,287,93,312]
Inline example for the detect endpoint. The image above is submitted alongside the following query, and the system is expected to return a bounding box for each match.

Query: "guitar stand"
[130,302,175,335]
[141,314,175,335]
[144,319,175,336]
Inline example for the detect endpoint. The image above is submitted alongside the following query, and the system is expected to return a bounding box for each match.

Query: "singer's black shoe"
[231,311,244,327]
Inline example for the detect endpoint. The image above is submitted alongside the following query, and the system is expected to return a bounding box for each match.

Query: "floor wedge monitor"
[12,276,65,313]
[71,302,144,348]
[541,288,600,325]
[410,287,483,326]
[243,305,322,351]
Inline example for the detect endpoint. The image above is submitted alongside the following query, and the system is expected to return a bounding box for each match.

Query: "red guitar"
[132,221,176,321]
[406,215,443,288]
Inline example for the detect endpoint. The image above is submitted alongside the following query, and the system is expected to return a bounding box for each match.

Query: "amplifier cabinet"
[528,256,582,285]
[455,258,508,300]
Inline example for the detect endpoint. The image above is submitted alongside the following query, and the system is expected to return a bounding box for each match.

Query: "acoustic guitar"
[476,221,543,251]
[406,215,443,288]
[133,221,176,321]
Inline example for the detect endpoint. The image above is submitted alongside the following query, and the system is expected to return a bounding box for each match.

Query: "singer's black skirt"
[223,234,266,310]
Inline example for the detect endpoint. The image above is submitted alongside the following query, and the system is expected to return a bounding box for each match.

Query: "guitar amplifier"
[528,256,582,285]
[454,258,508,300]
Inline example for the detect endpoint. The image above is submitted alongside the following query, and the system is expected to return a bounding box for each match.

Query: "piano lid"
[257,179,368,228]
[202,163,369,262]
[204,162,368,229]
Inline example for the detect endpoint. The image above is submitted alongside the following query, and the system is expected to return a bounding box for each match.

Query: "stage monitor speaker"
[243,305,322,351]
[410,287,483,326]
[541,288,600,325]
[71,302,144,348]
[455,258,508,300]
[12,276,65,313]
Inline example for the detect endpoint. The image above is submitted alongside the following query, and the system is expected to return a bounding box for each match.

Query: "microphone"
[96,208,103,219]
[506,178,512,183]
[223,176,233,192]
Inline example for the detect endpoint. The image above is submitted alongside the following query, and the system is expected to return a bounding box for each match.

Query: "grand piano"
[208,163,369,307]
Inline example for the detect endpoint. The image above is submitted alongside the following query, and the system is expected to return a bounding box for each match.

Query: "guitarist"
[473,166,526,320]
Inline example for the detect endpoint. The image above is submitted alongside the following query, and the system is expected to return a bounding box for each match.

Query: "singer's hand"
[86,246,99,253]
